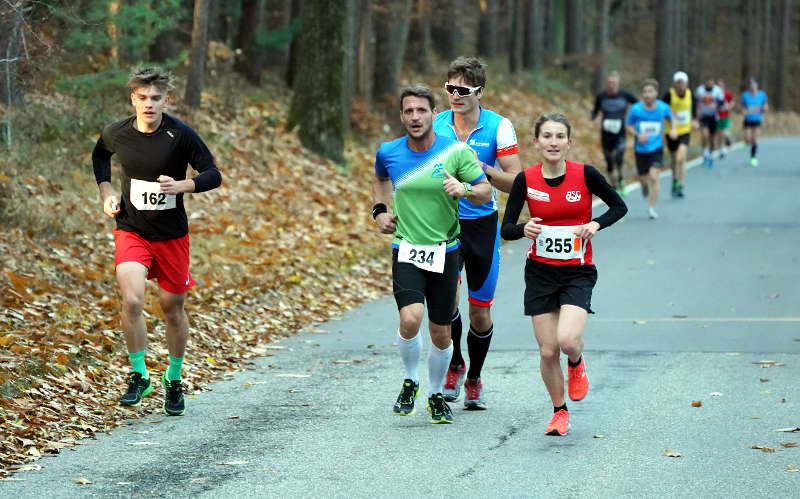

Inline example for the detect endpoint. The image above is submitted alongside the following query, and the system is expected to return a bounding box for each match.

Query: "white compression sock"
[397,330,421,383]
[427,342,453,396]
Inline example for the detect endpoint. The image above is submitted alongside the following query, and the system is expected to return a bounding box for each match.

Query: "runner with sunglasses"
[373,84,491,424]
[433,57,522,410]
[500,112,627,436]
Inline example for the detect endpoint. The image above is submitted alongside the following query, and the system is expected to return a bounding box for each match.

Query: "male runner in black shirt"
[591,71,637,193]
[92,67,222,415]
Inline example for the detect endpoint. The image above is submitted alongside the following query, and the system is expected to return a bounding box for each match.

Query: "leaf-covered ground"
[2,72,799,473]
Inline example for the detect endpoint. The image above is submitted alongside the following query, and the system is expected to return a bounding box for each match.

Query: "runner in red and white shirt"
[500,112,627,436]
[715,79,734,158]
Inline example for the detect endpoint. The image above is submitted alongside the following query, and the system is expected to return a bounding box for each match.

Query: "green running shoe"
[161,372,186,416]
[393,379,419,416]
[120,372,152,407]
[750,157,759,167]
[426,393,454,424]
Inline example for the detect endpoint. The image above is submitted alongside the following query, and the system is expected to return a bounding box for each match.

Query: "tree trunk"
[508,0,524,73]
[593,0,611,93]
[758,0,773,92]
[407,0,433,74]
[523,0,545,73]
[775,0,792,109]
[547,0,565,58]
[565,0,581,68]
[356,0,375,102]
[234,0,267,84]
[372,0,412,103]
[342,0,358,123]
[287,0,350,162]
[431,0,461,61]
[740,0,759,85]
[477,0,499,58]
[285,0,303,87]
[185,0,211,109]
[264,0,293,70]
[0,1,25,108]
[149,29,180,63]
[653,0,675,90]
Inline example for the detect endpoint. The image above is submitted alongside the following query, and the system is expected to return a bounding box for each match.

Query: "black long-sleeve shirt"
[92,113,222,240]
[501,164,627,241]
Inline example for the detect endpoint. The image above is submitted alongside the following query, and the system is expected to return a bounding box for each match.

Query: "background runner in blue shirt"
[741,78,769,167]
[626,78,677,220]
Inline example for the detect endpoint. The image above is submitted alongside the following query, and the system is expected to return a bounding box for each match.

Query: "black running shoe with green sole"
[120,372,152,407]
[392,379,419,416]
[161,372,186,416]
[426,393,454,424]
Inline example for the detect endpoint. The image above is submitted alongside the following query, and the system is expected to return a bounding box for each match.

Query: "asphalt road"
[3,138,799,498]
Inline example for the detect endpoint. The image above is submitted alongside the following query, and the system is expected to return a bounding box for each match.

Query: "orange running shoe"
[545,409,570,436]
[568,357,589,401]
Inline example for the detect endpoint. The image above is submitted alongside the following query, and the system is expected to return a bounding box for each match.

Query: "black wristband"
[372,203,387,219]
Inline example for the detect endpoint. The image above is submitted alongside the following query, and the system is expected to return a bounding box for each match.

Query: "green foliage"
[50,0,186,98]
[255,20,300,50]
[58,0,184,58]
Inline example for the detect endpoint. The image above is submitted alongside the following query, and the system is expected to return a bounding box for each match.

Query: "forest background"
[0,0,798,471]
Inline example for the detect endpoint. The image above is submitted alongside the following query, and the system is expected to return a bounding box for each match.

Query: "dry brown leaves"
[0,92,392,472]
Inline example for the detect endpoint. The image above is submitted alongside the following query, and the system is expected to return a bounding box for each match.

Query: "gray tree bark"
[431,0,462,61]
[593,0,611,93]
[287,0,351,162]
[0,1,26,108]
[509,0,524,73]
[356,0,375,103]
[477,0,499,58]
[372,0,412,103]
[653,0,675,89]
[565,0,581,68]
[407,0,433,74]
[774,0,792,109]
[185,0,211,108]
[234,0,267,84]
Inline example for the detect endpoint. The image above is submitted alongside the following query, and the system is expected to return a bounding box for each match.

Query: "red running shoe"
[545,409,570,436]
[442,364,466,402]
[568,357,589,401]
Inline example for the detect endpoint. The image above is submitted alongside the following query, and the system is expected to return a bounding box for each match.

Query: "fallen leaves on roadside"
[751,445,777,453]
[593,434,605,439]
[127,441,159,446]
[8,464,42,472]
[220,460,248,466]
[710,392,723,397]
[227,415,240,420]
[760,378,770,382]
[787,464,799,472]
[663,449,681,458]
[633,320,647,325]
[780,443,799,448]
[691,400,702,407]
[275,374,311,378]
[75,477,93,484]
[776,428,800,433]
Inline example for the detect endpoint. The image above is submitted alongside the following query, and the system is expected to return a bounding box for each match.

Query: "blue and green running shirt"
[374,134,485,252]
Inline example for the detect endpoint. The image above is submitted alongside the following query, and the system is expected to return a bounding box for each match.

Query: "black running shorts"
[524,258,597,316]
[392,248,460,325]
[699,116,718,133]
[458,212,501,307]
[635,148,664,175]
[666,133,690,152]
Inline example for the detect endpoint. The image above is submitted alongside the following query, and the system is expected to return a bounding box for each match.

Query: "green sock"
[166,355,184,381]
[128,350,148,379]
